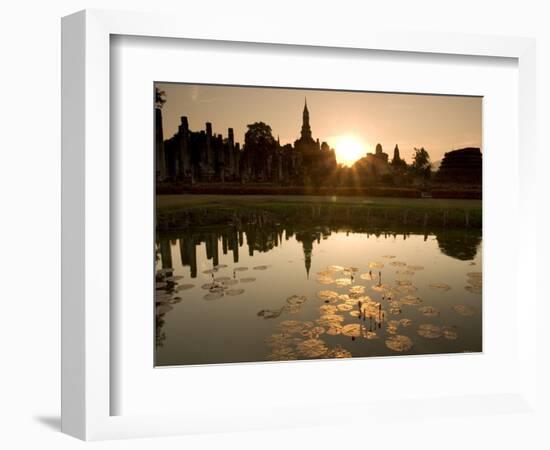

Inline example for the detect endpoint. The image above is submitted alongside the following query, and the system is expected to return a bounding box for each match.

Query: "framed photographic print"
[153,83,483,366]
[62,9,538,441]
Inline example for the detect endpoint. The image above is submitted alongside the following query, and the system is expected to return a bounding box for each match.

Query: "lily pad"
[277,320,304,334]
[399,318,413,327]
[317,290,340,301]
[265,333,298,347]
[429,283,451,291]
[267,353,298,361]
[364,331,379,340]
[327,265,345,272]
[341,324,362,337]
[372,283,392,292]
[467,278,482,288]
[369,262,384,269]
[417,324,442,339]
[386,320,399,334]
[396,285,418,294]
[400,295,422,306]
[390,261,407,267]
[345,298,361,308]
[214,276,231,282]
[339,294,352,302]
[301,326,326,339]
[204,291,224,301]
[253,265,270,270]
[382,255,396,259]
[317,270,333,277]
[165,275,183,282]
[360,272,374,280]
[395,270,415,276]
[240,277,256,283]
[285,304,302,314]
[385,335,413,352]
[337,303,353,312]
[287,295,307,305]
[225,288,245,296]
[326,324,343,335]
[389,307,402,315]
[317,314,345,327]
[316,276,334,285]
[320,304,338,314]
[176,284,195,291]
[202,268,218,274]
[335,278,352,287]
[443,326,459,340]
[325,346,352,358]
[407,265,424,271]
[453,304,476,316]
[222,279,239,286]
[296,339,328,358]
[258,308,284,319]
[465,285,482,294]
[360,302,383,319]
[418,306,440,317]
[234,267,249,272]
[349,285,366,294]
[266,346,296,360]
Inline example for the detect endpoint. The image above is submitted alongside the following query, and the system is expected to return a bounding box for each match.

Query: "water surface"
[155,224,482,366]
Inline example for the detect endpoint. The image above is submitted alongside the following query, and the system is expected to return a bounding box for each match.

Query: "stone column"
[227,128,235,179]
[178,116,190,178]
[205,122,213,166]
[155,108,166,180]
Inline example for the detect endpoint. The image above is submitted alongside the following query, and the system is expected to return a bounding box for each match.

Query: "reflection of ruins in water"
[435,230,482,261]
[156,223,481,278]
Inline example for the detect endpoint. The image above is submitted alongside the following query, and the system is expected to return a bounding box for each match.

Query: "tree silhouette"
[244,122,276,148]
[243,122,277,181]
[155,87,166,109]
[411,147,431,180]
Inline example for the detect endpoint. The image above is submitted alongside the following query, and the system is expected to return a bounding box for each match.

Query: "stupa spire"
[301,97,312,141]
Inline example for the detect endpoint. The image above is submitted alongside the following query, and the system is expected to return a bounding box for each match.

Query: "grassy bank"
[156,194,482,231]
[157,183,482,199]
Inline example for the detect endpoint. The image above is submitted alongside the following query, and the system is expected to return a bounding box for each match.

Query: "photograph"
[154,83,483,366]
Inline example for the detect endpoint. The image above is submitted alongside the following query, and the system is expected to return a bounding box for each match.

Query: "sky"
[155,82,482,166]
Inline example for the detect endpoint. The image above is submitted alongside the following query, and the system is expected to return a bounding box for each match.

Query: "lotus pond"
[155,209,482,366]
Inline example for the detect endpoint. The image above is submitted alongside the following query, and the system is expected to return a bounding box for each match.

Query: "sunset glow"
[333,135,366,166]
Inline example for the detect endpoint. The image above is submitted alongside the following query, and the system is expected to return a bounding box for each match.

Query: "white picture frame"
[61,9,537,441]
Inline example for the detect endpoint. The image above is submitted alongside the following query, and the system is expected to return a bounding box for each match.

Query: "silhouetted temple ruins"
[435,147,482,184]
[156,224,480,281]
[162,117,242,182]
[364,143,391,178]
[293,99,337,182]
[157,226,325,279]
[156,99,336,184]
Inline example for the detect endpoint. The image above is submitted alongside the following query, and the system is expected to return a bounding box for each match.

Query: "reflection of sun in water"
[333,135,366,166]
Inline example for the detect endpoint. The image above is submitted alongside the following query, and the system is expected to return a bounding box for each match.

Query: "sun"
[333,135,366,167]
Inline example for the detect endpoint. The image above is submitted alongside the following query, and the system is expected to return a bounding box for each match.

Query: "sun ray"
[332,135,366,166]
